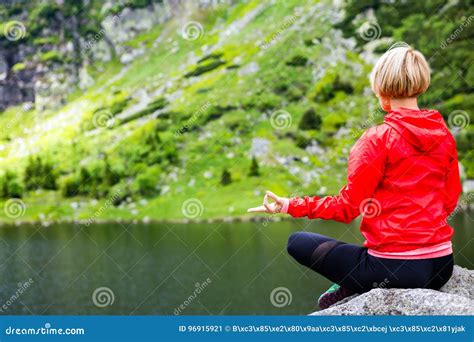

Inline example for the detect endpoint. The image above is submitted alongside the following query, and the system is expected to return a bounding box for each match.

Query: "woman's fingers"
[248,190,284,214]
[263,194,282,214]
[263,194,273,213]
[265,190,282,204]
[247,205,269,213]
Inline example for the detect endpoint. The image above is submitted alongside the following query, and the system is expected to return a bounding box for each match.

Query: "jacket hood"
[384,108,449,151]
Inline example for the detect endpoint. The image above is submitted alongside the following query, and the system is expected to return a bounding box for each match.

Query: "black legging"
[287,231,453,293]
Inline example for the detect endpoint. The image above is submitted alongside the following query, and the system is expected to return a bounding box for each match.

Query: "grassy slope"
[0,0,409,223]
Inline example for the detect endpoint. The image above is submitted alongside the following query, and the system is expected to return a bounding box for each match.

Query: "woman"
[248,46,461,309]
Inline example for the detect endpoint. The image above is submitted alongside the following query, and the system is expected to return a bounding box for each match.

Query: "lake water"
[0,213,472,315]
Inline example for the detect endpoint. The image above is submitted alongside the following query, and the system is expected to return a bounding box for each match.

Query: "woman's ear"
[380,96,391,112]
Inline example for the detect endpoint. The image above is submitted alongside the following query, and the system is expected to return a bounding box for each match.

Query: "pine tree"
[103,154,119,186]
[24,156,41,190]
[42,163,57,190]
[220,169,232,186]
[248,156,260,177]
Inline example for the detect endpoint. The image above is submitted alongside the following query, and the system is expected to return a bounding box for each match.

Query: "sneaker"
[318,283,353,309]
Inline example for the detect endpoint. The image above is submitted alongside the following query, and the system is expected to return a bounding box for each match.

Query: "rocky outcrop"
[311,266,474,315]
[0,1,175,111]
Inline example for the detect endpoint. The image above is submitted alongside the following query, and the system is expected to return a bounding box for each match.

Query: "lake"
[0,213,472,315]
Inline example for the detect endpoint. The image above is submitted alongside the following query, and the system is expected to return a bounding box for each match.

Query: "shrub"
[298,108,322,130]
[60,156,124,198]
[109,97,131,116]
[310,72,354,102]
[6,179,23,198]
[127,0,154,9]
[33,36,60,45]
[242,91,280,111]
[162,143,178,164]
[197,52,224,63]
[109,183,129,206]
[12,63,26,72]
[142,128,178,165]
[286,55,308,67]
[118,98,168,125]
[103,155,121,186]
[461,150,474,179]
[457,130,474,161]
[133,174,157,196]
[24,156,57,191]
[78,167,92,196]
[28,3,60,34]
[184,58,226,78]
[131,165,161,196]
[0,171,23,198]
[39,50,63,64]
[60,173,82,198]
[294,132,312,149]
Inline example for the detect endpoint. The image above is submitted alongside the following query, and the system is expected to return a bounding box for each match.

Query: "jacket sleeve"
[444,143,462,215]
[283,127,388,223]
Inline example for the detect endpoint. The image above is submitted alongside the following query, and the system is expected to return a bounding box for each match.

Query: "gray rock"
[439,265,474,300]
[311,266,474,315]
[238,62,259,76]
[250,138,271,158]
[463,179,474,193]
[102,4,171,45]
[119,48,145,64]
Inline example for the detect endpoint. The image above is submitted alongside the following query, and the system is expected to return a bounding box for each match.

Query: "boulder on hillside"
[311,265,474,315]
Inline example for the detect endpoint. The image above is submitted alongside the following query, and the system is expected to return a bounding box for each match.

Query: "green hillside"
[0,0,472,223]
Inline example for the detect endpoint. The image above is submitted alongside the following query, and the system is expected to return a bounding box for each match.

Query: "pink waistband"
[367,241,452,260]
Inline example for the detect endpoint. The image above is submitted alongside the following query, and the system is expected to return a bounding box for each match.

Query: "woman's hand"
[247,191,288,214]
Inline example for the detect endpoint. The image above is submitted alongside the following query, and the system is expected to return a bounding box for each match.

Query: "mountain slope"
[0,0,471,223]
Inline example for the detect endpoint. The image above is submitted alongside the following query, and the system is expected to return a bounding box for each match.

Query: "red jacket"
[284,108,461,257]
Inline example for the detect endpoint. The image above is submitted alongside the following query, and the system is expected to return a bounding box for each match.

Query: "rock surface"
[311,266,474,315]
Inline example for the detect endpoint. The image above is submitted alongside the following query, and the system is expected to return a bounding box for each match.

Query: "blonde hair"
[370,46,430,98]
